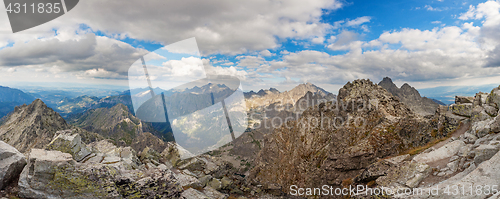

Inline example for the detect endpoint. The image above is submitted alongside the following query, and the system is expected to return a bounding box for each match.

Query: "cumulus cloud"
[345,16,372,27]
[459,0,500,67]
[259,50,275,57]
[327,30,362,51]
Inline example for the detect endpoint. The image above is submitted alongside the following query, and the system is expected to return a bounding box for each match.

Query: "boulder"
[172,169,202,189]
[413,140,465,163]
[472,120,493,138]
[450,103,474,117]
[18,149,110,199]
[484,105,498,117]
[455,96,474,104]
[0,141,26,189]
[181,188,209,199]
[46,131,91,162]
[139,146,161,166]
[461,132,478,144]
[178,157,206,172]
[85,140,141,170]
[474,92,489,106]
[488,86,500,109]
[208,178,222,190]
[474,144,500,165]
[471,107,492,123]
[203,186,228,199]
[491,115,500,133]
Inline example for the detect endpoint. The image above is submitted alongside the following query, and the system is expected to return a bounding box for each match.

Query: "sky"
[0,0,499,93]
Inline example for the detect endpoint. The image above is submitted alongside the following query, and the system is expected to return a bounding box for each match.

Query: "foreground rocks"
[9,127,233,198]
[18,149,183,199]
[0,141,26,190]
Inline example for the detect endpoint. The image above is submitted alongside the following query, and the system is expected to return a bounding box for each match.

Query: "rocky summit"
[379,77,440,116]
[249,79,437,194]
[0,99,71,153]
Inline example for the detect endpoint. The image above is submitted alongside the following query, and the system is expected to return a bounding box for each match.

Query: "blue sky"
[0,0,499,93]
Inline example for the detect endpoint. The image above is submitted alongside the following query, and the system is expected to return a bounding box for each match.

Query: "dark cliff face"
[249,79,434,192]
[0,99,71,153]
[378,77,439,116]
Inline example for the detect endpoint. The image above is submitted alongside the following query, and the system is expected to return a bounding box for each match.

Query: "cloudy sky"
[0,0,499,93]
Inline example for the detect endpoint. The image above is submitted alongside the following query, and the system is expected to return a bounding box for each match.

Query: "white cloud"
[431,21,442,24]
[425,5,447,11]
[459,0,500,67]
[311,37,325,44]
[345,16,372,27]
[259,50,275,57]
[327,30,362,51]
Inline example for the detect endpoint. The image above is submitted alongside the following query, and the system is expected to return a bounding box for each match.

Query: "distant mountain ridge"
[0,86,35,104]
[378,77,440,116]
[245,82,331,110]
[0,86,36,118]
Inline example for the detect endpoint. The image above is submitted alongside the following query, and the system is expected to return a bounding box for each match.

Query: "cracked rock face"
[0,141,26,190]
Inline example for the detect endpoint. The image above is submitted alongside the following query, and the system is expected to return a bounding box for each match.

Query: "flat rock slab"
[413,140,465,164]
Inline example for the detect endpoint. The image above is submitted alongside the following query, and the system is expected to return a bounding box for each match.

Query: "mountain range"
[0,79,499,198]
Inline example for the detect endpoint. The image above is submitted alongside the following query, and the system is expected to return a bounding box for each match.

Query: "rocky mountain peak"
[291,82,326,94]
[378,77,399,94]
[378,77,439,116]
[0,99,70,153]
[269,88,279,93]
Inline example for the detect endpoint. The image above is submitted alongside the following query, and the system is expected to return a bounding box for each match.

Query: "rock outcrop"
[250,79,435,194]
[351,84,500,198]
[379,77,440,116]
[0,141,26,190]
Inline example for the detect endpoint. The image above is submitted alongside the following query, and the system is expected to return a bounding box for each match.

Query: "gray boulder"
[474,144,500,165]
[488,86,500,109]
[455,96,474,104]
[471,106,492,123]
[491,115,500,133]
[46,131,91,162]
[0,141,26,189]
[203,187,228,199]
[449,103,473,117]
[181,188,209,199]
[472,119,493,138]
